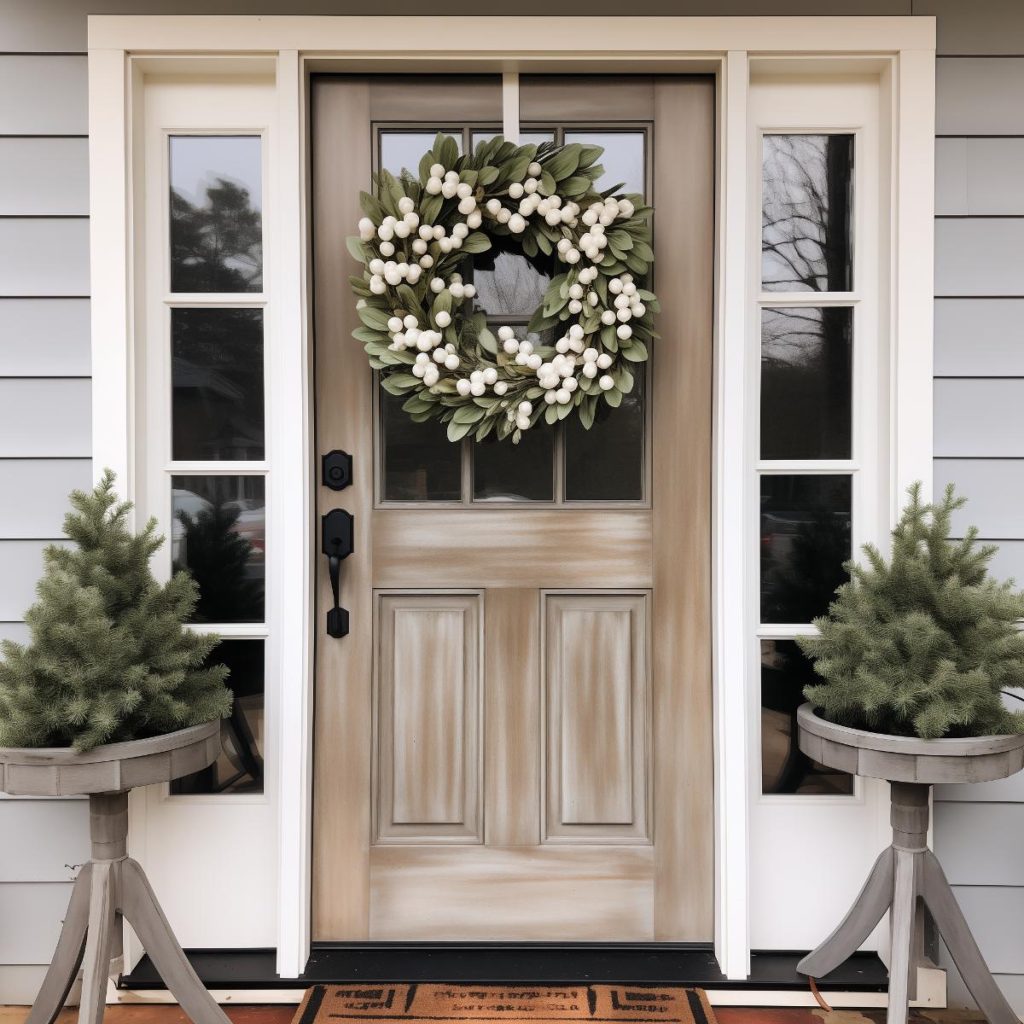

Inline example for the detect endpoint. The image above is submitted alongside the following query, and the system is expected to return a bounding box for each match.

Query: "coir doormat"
[292,984,717,1024]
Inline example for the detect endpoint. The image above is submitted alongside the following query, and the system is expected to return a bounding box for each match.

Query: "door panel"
[544,593,649,842]
[311,74,714,941]
[375,593,482,843]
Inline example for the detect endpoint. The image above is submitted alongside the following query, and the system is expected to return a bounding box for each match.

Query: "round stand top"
[0,720,221,797]
[798,703,1024,785]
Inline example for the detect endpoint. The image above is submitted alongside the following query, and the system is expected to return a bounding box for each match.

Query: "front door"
[310,74,715,941]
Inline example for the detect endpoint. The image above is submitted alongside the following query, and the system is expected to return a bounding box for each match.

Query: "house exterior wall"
[0,0,1018,1009]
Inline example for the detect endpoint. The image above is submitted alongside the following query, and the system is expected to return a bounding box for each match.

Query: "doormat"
[292,984,716,1024]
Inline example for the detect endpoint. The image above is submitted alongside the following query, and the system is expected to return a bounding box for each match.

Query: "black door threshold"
[119,944,888,992]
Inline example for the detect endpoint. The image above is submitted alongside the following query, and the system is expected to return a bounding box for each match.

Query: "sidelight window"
[758,132,858,797]
[162,134,268,795]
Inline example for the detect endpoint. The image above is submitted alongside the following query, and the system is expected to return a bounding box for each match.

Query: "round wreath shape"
[348,133,659,443]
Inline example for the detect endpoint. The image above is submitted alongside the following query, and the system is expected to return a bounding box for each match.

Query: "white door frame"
[86,14,936,981]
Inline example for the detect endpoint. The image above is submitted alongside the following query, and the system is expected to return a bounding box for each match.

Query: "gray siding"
[930,6,1024,1015]
[0,38,92,1005]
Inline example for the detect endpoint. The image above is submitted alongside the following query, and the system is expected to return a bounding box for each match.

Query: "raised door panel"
[544,593,649,843]
[375,593,482,842]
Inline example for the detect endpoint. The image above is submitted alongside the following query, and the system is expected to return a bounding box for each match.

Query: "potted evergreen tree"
[0,471,233,1024]
[796,483,1024,1024]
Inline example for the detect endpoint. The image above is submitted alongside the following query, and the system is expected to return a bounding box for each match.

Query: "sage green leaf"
[579,397,597,430]
[346,236,368,262]
[604,388,623,408]
[560,176,592,196]
[609,230,634,251]
[446,419,475,442]
[359,305,392,331]
[452,404,486,425]
[433,290,452,315]
[539,170,557,195]
[478,166,499,187]
[478,327,498,356]
[437,133,459,170]
[418,151,434,185]
[543,144,581,180]
[620,340,649,362]
[632,239,654,262]
[460,232,492,255]
[522,233,538,258]
[381,373,419,394]
[544,404,559,425]
[397,284,420,314]
[359,191,386,222]
[420,193,443,223]
[353,326,388,344]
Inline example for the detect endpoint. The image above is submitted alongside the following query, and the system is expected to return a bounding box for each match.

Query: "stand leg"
[798,847,894,978]
[26,864,93,1024]
[77,862,118,1024]
[920,851,1021,1024]
[886,850,919,1024]
[119,858,231,1024]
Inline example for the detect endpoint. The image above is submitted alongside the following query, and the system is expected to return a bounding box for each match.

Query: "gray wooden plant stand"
[797,703,1024,1024]
[0,721,230,1024]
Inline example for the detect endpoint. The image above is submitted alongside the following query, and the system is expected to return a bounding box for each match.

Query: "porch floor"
[0,1005,989,1024]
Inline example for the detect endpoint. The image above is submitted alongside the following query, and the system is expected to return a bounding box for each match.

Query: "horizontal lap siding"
[0,48,92,999]
[930,13,1024,1012]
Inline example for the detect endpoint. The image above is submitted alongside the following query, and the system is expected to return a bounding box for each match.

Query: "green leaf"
[358,305,392,331]
[446,419,475,442]
[604,388,623,408]
[578,397,597,430]
[539,171,557,196]
[418,150,434,185]
[560,176,592,196]
[452,404,486,425]
[353,325,388,344]
[420,193,443,224]
[478,327,498,356]
[437,133,459,171]
[478,166,499,187]
[460,232,492,255]
[397,284,420,314]
[346,236,368,262]
[359,192,386,222]
[381,373,420,393]
[620,340,649,362]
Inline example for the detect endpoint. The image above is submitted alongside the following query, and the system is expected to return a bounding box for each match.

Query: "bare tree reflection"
[171,178,263,292]
[762,134,853,292]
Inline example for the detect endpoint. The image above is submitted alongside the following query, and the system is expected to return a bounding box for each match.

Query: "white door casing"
[87,15,936,981]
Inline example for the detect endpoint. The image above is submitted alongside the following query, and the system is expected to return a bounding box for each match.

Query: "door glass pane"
[761,134,854,293]
[760,474,851,624]
[172,308,264,461]
[473,427,554,502]
[473,250,550,319]
[564,130,646,197]
[172,475,265,623]
[170,639,265,795]
[379,131,460,177]
[761,639,853,795]
[761,306,852,460]
[380,388,462,502]
[565,372,645,502]
[169,135,262,293]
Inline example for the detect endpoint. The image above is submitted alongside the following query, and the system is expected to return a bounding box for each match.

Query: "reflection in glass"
[171,639,265,795]
[762,134,853,293]
[379,131,460,177]
[170,136,262,293]
[380,388,462,501]
[761,639,854,795]
[172,475,265,623]
[472,249,550,319]
[473,426,554,501]
[760,474,851,623]
[565,372,645,501]
[564,130,646,197]
[172,308,264,461]
[761,307,852,460]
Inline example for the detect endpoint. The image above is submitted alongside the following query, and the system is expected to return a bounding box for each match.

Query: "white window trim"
[86,15,935,982]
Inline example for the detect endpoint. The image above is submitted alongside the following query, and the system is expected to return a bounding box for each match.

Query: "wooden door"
[311,74,715,942]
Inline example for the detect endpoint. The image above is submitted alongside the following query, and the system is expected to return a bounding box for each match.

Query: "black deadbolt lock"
[322,449,353,491]
[321,508,354,638]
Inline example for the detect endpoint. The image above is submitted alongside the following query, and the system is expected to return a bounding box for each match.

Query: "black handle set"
[321,450,354,639]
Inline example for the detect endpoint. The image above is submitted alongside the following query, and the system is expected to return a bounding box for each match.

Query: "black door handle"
[321,509,354,638]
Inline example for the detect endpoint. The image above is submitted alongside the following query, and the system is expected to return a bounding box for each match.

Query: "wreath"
[348,133,659,443]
